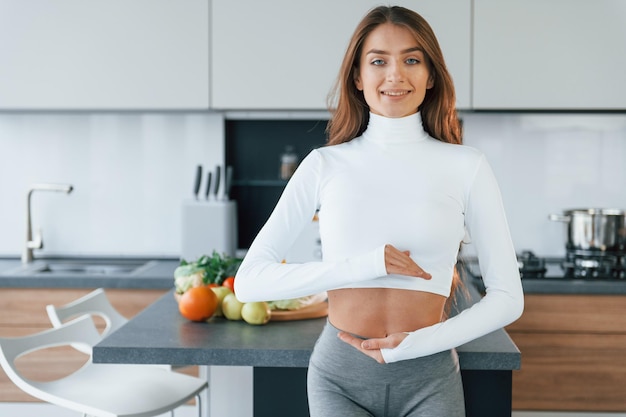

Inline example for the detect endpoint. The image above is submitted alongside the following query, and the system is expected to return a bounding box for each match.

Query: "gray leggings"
[307,320,465,417]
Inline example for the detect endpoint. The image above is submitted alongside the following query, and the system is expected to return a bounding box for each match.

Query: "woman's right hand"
[384,244,432,280]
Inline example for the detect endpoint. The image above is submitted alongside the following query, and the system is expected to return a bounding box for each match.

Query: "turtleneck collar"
[362,112,429,145]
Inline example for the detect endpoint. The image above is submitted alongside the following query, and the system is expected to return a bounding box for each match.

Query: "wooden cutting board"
[270,302,328,321]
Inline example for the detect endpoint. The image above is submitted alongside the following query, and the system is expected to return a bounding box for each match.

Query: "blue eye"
[406,58,420,64]
[371,59,385,66]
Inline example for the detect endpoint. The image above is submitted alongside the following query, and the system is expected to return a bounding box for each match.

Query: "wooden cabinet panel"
[507,294,626,412]
[0,288,167,402]
[507,294,626,334]
[509,332,626,411]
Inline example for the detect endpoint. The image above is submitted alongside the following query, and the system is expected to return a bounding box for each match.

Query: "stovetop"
[462,250,626,281]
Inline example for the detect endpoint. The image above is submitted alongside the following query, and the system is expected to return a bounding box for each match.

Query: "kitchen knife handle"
[193,165,202,199]
[213,165,221,198]
[205,172,212,200]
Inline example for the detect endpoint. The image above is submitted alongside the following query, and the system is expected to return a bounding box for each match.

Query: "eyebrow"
[365,46,424,55]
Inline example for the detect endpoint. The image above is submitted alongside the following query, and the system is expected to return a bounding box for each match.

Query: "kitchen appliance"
[545,208,626,279]
[465,210,626,291]
[464,249,626,283]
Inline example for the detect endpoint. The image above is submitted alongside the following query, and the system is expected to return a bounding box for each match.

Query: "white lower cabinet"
[473,0,626,110]
[0,0,209,110]
[210,0,470,110]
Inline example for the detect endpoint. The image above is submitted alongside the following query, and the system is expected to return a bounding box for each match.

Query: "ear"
[354,69,363,91]
[426,74,434,90]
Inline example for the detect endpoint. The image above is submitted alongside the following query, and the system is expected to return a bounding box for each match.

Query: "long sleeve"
[235,150,388,302]
[381,155,524,363]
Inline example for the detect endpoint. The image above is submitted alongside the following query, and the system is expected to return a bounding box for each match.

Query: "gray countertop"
[520,278,626,295]
[461,259,626,295]
[93,284,521,371]
[470,276,626,295]
[0,257,178,289]
[3,255,624,295]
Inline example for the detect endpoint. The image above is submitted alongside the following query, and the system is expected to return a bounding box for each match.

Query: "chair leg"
[199,365,210,417]
[196,393,202,417]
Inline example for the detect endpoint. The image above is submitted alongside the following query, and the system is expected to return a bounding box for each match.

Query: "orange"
[178,285,218,322]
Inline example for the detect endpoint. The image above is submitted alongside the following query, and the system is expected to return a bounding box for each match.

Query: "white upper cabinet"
[0,0,209,110]
[473,0,626,110]
[210,0,470,110]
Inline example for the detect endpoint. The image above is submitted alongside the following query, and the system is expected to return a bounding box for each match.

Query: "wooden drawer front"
[0,288,168,402]
[0,289,166,330]
[509,332,626,412]
[507,294,626,333]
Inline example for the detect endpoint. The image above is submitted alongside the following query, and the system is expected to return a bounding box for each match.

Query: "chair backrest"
[0,316,99,394]
[46,288,128,354]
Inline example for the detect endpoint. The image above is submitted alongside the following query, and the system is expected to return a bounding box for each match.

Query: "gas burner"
[563,249,626,279]
[463,250,626,282]
[517,251,547,279]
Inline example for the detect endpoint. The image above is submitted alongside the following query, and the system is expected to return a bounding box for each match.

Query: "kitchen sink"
[1,259,157,276]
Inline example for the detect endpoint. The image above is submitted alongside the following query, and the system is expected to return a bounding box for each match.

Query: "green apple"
[210,286,234,317]
[222,293,244,320]
[241,301,272,325]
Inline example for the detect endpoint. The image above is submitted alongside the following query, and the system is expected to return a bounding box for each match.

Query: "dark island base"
[254,367,512,417]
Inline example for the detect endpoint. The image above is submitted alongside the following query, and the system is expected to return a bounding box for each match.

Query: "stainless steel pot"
[549,208,626,251]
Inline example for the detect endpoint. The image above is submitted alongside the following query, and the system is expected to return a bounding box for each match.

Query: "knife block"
[181,200,238,261]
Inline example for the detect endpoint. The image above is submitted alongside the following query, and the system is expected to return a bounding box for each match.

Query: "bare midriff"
[327,288,446,338]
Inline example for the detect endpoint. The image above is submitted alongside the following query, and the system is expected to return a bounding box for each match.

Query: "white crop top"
[235,112,524,362]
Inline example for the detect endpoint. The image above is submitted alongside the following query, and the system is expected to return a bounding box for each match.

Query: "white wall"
[0,112,224,257]
[463,113,626,257]
[0,112,624,258]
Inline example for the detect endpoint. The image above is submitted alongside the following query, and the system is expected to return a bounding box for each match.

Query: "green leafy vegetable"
[174,251,242,294]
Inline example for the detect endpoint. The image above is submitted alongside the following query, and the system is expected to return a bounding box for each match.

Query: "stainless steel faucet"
[22,183,74,264]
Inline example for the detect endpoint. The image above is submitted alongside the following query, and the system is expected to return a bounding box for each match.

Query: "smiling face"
[354,23,434,118]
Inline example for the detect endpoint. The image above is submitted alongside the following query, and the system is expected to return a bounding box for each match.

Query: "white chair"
[0,315,207,417]
[45,288,200,416]
[46,288,128,355]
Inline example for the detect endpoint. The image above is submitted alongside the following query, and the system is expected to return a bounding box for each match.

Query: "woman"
[235,5,523,416]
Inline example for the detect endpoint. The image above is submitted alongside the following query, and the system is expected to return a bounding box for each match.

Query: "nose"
[386,60,405,83]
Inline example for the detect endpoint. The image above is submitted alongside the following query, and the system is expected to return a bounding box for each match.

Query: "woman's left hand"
[337,331,408,364]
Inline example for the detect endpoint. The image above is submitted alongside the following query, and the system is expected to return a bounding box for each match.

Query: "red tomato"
[222,276,235,293]
[208,283,218,288]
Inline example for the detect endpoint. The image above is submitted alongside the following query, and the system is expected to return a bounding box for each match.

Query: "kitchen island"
[94,284,521,417]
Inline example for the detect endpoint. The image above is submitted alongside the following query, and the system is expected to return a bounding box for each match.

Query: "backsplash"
[0,112,224,257]
[0,112,624,258]
[462,113,626,256]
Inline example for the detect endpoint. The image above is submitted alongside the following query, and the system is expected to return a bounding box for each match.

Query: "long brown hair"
[326,5,462,146]
[326,6,466,314]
